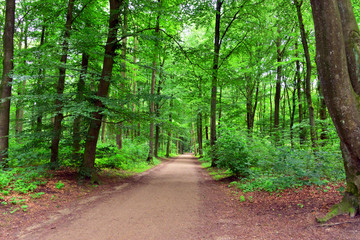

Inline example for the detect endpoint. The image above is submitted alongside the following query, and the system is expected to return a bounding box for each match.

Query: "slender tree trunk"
[246,78,259,134]
[165,97,173,158]
[50,0,75,166]
[154,57,165,157]
[310,0,360,222]
[218,82,222,131]
[35,25,46,132]
[269,83,273,134]
[81,0,122,177]
[72,52,89,161]
[101,119,107,144]
[295,0,317,148]
[0,0,15,166]
[318,83,328,144]
[274,38,282,141]
[205,114,209,141]
[116,1,129,150]
[147,0,161,162]
[210,0,222,166]
[15,24,27,139]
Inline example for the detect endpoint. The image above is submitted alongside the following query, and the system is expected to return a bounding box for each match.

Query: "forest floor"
[2,154,360,239]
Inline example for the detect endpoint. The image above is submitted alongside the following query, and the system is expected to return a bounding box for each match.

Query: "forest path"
[17,154,218,240]
[15,154,359,240]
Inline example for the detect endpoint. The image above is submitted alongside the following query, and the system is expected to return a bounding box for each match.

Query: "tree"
[310,0,360,222]
[0,0,15,166]
[81,0,123,177]
[294,0,317,148]
[50,0,75,166]
[147,0,161,162]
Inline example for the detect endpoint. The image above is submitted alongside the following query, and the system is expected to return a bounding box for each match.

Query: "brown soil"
[2,154,360,239]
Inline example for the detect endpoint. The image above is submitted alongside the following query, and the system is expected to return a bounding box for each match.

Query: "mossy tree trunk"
[310,0,360,222]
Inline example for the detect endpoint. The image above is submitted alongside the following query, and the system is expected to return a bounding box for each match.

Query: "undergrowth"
[201,126,345,192]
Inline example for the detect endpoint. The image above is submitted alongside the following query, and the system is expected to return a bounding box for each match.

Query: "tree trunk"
[205,113,209,141]
[310,0,360,222]
[116,1,128,150]
[246,78,259,134]
[0,0,15,166]
[81,0,122,177]
[210,0,222,166]
[50,0,75,166]
[147,0,161,162]
[274,38,282,141]
[154,57,165,158]
[295,42,306,145]
[36,25,46,132]
[72,52,89,162]
[318,83,328,144]
[102,119,107,144]
[15,23,27,139]
[165,97,173,158]
[295,0,317,149]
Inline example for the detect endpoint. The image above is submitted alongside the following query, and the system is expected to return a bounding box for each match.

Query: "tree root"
[316,195,358,223]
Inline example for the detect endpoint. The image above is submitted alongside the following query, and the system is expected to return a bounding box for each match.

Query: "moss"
[316,194,359,223]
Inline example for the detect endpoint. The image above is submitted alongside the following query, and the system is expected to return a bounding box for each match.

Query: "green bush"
[95,139,150,171]
[215,126,253,177]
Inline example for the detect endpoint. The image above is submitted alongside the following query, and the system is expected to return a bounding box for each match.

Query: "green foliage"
[30,192,45,199]
[232,136,344,192]
[55,181,64,190]
[204,129,344,192]
[0,166,47,194]
[95,139,151,171]
[213,126,254,177]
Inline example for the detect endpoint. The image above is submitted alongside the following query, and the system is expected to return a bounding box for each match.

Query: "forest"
[1,0,360,226]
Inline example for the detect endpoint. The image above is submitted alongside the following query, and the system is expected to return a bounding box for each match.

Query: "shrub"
[215,126,253,177]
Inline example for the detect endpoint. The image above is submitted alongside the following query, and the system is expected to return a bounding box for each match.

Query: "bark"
[246,77,259,133]
[36,25,46,132]
[295,42,306,144]
[318,83,328,144]
[50,0,75,166]
[197,112,203,157]
[310,0,360,222]
[274,38,282,133]
[15,24,27,139]
[295,0,317,148]
[147,0,161,162]
[205,113,209,141]
[101,119,107,144]
[154,57,165,157]
[218,82,222,131]
[81,0,122,177]
[72,52,89,162]
[0,0,15,165]
[286,79,297,148]
[116,1,128,150]
[165,97,173,158]
[210,0,222,166]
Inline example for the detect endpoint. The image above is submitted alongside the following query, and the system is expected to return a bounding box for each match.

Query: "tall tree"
[50,0,75,166]
[295,0,317,148]
[210,0,221,166]
[310,0,360,222]
[81,0,123,177]
[147,0,161,162]
[0,0,15,166]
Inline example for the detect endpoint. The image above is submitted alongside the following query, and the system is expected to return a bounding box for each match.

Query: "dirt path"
[18,154,202,240]
[15,154,360,240]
